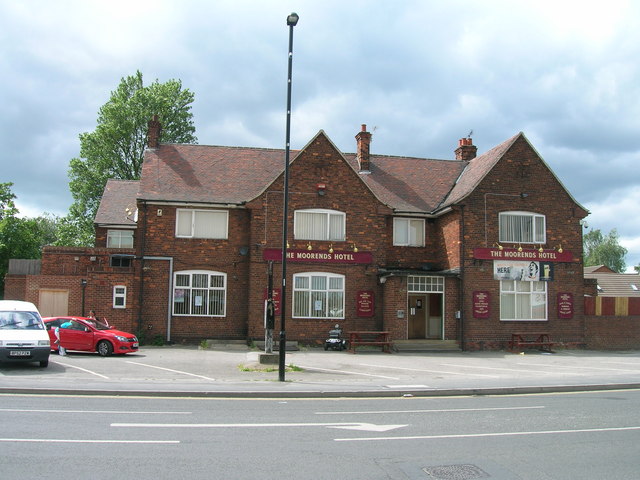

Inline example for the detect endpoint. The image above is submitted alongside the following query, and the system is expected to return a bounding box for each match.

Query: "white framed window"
[293,272,344,319]
[294,209,345,241]
[173,270,226,317]
[408,276,444,293]
[500,280,547,321]
[176,209,228,239]
[107,230,134,248]
[393,218,425,246]
[113,285,127,308]
[499,212,546,244]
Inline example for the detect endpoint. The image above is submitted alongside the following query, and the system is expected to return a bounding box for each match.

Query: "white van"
[0,300,50,367]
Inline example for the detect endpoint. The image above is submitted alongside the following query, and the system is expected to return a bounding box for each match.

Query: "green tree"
[583,228,627,273]
[0,183,59,296]
[65,70,197,245]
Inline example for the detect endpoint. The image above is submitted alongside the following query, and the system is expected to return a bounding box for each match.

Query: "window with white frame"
[107,230,134,248]
[293,272,344,319]
[500,280,547,321]
[173,271,226,316]
[294,209,345,241]
[408,276,444,293]
[393,218,425,246]
[113,285,127,308]
[499,212,546,244]
[176,209,228,239]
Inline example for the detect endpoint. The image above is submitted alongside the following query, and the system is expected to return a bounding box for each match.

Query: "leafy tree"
[65,70,197,245]
[0,184,59,296]
[583,228,627,273]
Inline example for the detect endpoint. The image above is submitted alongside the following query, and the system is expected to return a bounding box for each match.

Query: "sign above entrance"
[473,247,573,263]
[263,248,373,264]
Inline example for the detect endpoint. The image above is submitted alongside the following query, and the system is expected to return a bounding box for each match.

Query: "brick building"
[5,122,589,350]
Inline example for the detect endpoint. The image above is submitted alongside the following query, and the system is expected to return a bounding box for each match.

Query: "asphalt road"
[1,390,639,479]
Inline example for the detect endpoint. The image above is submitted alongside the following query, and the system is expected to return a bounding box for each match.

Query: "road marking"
[296,365,400,380]
[315,406,545,415]
[440,363,557,375]
[358,363,499,378]
[112,421,407,432]
[52,361,109,379]
[0,408,191,415]
[0,438,179,444]
[334,425,640,442]
[519,362,640,373]
[126,361,216,381]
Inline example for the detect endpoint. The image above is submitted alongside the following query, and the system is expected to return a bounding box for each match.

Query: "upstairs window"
[499,212,546,244]
[294,209,345,241]
[393,218,425,246]
[176,209,228,239]
[107,230,134,248]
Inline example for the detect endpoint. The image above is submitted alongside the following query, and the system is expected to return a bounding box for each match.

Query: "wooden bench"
[348,331,393,354]
[508,332,554,353]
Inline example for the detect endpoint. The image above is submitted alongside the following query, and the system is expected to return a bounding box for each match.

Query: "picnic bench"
[508,332,554,353]
[348,331,393,354]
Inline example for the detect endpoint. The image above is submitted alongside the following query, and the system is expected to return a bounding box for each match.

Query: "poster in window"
[473,291,490,318]
[557,292,574,319]
[174,289,185,303]
[357,290,374,317]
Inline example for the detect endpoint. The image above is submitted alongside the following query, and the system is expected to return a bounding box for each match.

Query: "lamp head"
[287,12,299,26]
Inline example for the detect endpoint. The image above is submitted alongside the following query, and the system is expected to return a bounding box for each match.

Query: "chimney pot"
[455,137,477,161]
[356,124,372,172]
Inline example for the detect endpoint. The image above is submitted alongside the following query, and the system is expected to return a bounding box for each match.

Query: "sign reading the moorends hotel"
[263,248,373,264]
[474,247,573,262]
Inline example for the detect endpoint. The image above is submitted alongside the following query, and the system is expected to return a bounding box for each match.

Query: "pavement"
[2,345,640,398]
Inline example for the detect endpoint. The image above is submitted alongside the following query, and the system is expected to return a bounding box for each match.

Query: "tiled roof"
[94,179,139,226]
[584,270,640,297]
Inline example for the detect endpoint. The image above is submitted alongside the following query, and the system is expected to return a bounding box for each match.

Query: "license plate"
[133,343,139,348]
[10,350,31,357]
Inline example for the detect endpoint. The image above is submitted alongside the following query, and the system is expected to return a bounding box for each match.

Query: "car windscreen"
[0,311,45,330]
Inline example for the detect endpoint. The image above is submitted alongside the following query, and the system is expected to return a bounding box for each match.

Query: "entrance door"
[408,294,427,339]
[39,289,69,317]
[427,293,443,339]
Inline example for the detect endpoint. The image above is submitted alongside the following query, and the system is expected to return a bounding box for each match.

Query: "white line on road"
[0,408,192,415]
[111,422,407,432]
[126,361,216,381]
[296,365,400,380]
[358,363,499,378]
[440,363,558,375]
[0,438,179,444]
[315,406,545,415]
[334,425,640,442]
[52,361,109,379]
[518,362,640,373]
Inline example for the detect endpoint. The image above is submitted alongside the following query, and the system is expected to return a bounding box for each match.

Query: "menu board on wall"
[356,290,375,317]
[473,291,490,318]
[557,292,574,319]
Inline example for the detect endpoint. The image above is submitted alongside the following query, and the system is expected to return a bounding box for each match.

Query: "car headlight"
[115,335,127,342]
[38,340,50,346]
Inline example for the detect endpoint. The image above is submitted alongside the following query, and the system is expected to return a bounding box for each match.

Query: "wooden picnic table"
[508,332,554,353]
[348,331,393,353]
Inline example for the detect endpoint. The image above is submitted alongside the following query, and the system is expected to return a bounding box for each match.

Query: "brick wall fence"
[584,296,640,350]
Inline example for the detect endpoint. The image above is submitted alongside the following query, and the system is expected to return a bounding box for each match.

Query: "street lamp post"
[279,12,299,382]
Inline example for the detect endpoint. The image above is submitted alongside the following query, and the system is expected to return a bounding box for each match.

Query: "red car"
[43,317,139,356]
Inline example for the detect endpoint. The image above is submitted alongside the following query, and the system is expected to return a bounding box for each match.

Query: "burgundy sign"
[263,288,281,315]
[557,292,574,319]
[473,291,490,318]
[356,290,375,317]
[473,247,573,263]
[263,248,373,264]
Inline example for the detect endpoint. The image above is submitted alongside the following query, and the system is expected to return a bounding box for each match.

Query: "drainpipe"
[459,204,466,351]
[142,256,174,343]
[137,202,148,335]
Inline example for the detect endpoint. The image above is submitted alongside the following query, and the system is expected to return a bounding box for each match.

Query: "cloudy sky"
[2,0,639,270]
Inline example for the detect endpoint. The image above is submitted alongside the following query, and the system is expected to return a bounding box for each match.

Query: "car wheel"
[39,360,49,368]
[97,340,113,357]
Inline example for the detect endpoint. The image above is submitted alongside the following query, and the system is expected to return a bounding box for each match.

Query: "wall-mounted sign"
[263,248,372,264]
[473,291,490,318]
[474,247,573,263]
[557,292,574,319]
[493,260,554,281]
[263,288,281,315]
[356,290,374,317]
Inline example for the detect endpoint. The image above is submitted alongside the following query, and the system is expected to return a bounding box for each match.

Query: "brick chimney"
[147,115,162,149]
[356,124,372,172]
[455,137,477,161]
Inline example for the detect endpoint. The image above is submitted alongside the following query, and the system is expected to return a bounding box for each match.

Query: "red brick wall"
[585,315,640,349]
